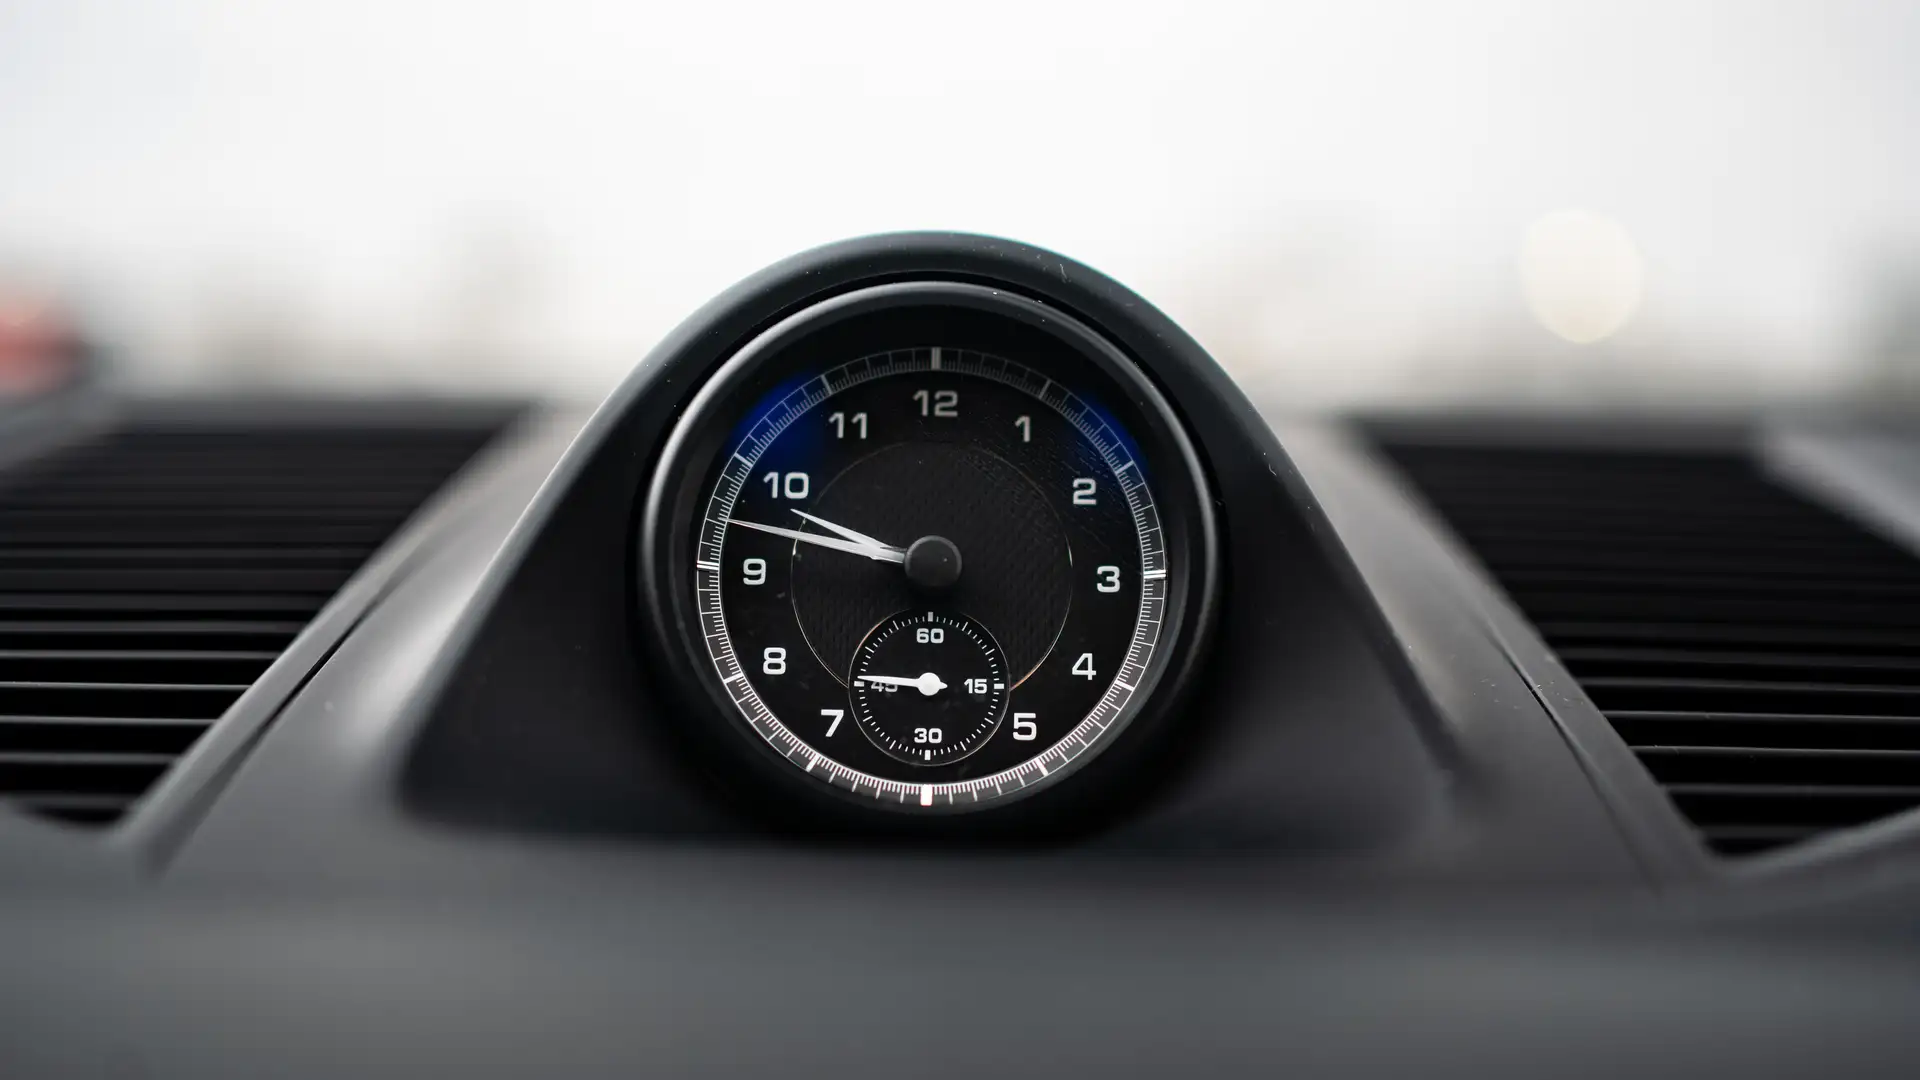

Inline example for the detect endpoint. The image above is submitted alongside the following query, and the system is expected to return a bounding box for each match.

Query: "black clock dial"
[642,282,1215,816]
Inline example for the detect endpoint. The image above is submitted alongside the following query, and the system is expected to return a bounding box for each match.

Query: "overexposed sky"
[1,0,1917,401]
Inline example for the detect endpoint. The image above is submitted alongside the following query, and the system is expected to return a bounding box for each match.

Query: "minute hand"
[791,510,898,553]
[728,519,907,563]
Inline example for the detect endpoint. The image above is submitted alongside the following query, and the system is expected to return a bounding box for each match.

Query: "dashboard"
[1,234,1919,1075]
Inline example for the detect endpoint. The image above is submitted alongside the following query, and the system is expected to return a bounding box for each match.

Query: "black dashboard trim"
[0,398,531,872]
[377,233,1643,879]
[1354,411,1920,884]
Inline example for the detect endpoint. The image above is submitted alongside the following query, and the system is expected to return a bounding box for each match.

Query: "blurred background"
[1,0,1916,408]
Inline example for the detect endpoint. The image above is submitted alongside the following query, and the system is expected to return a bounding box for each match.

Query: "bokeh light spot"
[1519,209,1645,344]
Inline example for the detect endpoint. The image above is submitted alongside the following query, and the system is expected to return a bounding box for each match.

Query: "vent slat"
[0,547,374,566]
[0,412,512,828]
[1636,746,1920,788]
[0,569,357,594]
[1610,711,1920,751]
[16,793,139,811]
[0,751,182,766]
[13,793,142,825]
[1500,591,1920,628]
[0,594,329,615]
[0,483,468,503]
[1539,621,1920,655]
[1563,648,1920,681]
[0,525,406,546]
[0,756,176,798]
[0,623,302,653]
[1469,552,1916,579]
[0,683,249,720]
[1376,435,1920,856]
[1696,824,1829,854]
[1581,677,1920,716]
[0,717,211,755]
[1667,782,1920,798]
[0,653,279,684]
[1497,570,1920,597]
[1667,784,1920,829]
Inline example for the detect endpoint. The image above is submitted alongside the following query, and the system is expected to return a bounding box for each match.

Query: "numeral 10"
[762,471,809,499]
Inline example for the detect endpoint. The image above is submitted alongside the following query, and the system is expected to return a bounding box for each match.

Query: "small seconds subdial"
[851,611,1008,765]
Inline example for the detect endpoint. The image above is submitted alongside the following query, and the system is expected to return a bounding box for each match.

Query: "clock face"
[642,283,1213,815]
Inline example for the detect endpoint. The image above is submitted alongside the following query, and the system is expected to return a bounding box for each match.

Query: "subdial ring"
[850,611,1009,766]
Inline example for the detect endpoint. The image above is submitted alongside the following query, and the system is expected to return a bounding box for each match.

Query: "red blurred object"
[0,291,80,397]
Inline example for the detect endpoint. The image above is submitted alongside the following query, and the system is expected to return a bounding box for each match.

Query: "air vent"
[0,410,513,828]
[1373,434,1920,857]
